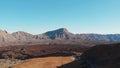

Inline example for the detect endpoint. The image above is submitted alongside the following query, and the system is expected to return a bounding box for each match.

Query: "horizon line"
[0,28,120,35]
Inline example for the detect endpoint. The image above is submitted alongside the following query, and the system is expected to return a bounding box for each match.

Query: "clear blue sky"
[0,0,120,34]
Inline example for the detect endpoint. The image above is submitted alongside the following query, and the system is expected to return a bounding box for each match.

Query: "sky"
[0,0,120,34]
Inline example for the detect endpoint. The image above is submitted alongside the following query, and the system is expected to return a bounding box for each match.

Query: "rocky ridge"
[0,28,120,46]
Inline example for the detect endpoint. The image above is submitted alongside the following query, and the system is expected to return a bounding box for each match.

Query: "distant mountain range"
[0,28,120,46]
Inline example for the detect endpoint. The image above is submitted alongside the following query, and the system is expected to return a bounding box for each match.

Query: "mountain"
[12,31,34,41]
[77,34,120,42]
[0,30,17,42]
[33,34,49,40]
[0,28,120,46]
[10,28,120,42]
[44,28,75,40]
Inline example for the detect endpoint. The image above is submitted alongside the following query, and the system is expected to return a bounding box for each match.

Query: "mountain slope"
[44,28,75,40]
[0,28,120,46]
[33,34,49,40]
[81,43,120,68]
[10,28,120,42]
[12,31,34,41]
[0,30,17,42]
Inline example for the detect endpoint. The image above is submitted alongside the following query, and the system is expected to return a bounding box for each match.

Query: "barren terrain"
[11,57,75,68]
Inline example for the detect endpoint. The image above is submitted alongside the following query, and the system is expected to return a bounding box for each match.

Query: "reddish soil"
[11,57,75,68]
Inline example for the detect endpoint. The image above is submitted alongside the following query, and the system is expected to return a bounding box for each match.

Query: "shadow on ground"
[58,60,90,68]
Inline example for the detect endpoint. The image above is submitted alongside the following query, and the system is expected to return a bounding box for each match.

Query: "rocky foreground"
[81,43,120,68]
[0,59,24,68]
[0,44,86,68]
[0,43,120,68]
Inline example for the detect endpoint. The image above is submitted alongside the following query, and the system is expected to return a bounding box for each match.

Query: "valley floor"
[10,57,75,68]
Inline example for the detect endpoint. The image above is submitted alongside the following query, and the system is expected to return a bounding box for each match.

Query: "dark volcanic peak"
[44,28,74,40]
[46,28,69,33]
[57,28,69,32]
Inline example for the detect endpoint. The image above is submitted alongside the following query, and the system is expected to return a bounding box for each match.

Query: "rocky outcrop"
[81,43,120,68]
[33,34,49,40]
